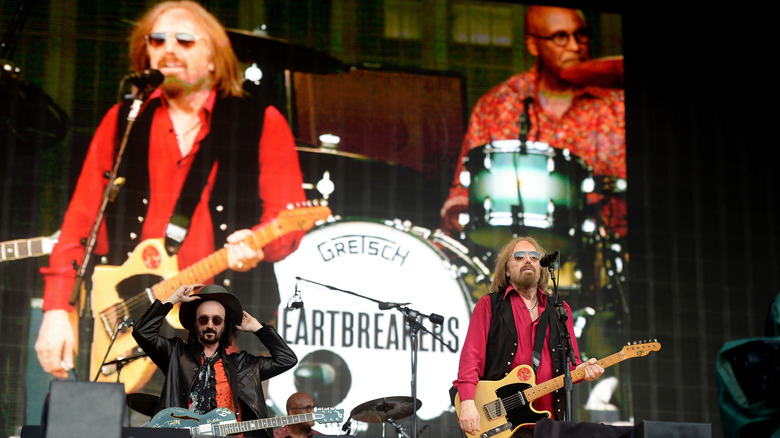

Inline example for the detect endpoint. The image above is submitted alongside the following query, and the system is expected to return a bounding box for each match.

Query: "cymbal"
[297,145,380,162]
[126,393,159,417]
[226,29,346,74]
[351,396,422,423]
[560,56,624,89]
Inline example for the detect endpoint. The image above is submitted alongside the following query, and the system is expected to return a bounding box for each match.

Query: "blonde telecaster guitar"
[455,341,661,438]
[87,203,331,391]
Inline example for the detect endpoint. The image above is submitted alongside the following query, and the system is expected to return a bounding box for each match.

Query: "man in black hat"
[132,283,297,436]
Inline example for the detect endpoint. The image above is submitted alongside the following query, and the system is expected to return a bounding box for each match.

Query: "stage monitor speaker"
[633,420,712,438]
[42,380,125,438]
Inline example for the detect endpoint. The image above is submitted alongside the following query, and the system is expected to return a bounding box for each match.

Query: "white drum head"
[273,220,474,420]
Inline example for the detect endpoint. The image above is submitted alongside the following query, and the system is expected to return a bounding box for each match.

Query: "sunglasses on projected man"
[145,32,202,48]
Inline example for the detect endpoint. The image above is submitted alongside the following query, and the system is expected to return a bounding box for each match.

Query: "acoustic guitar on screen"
[454,340,661,438]
[83,202,331,392]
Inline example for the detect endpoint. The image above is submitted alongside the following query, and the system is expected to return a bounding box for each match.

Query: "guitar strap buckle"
[165,215,190,256]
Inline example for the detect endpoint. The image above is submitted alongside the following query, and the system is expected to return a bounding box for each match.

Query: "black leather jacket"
[132,300,297,437]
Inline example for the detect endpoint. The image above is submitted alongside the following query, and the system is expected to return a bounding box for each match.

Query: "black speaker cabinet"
[43,381,125,438]
[634,420,712,438]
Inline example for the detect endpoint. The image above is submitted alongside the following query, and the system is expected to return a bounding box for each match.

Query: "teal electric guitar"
[150,406,344,436]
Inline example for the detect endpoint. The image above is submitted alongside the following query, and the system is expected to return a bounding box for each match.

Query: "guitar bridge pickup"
[480,422,512,438]
[482,399,506,421]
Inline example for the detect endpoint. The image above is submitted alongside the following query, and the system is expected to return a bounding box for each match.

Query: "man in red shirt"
[34,0,306,379]
[454,236,604,436]
[440,6,625,238]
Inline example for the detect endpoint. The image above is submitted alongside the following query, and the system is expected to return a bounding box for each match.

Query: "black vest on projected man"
[100,92,282,320]
[484,291,568,420]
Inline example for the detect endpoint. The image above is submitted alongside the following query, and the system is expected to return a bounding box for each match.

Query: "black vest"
[104,93,266,265]
[483,291,569,420]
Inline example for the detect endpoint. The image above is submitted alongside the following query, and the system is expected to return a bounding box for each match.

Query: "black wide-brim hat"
[179,284,243,331]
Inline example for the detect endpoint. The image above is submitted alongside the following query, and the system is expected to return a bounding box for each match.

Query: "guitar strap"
[164,95,266,256]
[531,295,551,373]
[163,129,218,256]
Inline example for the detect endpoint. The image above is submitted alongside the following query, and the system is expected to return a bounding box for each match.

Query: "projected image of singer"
[453,236,604,437]
[440,5,625,240]
[34,0,306,380]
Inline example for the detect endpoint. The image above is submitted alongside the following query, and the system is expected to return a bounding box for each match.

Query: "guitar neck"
[1,235,56,261]
[213,413,315,435]
[523,350,626,403]
[149,220,282,300]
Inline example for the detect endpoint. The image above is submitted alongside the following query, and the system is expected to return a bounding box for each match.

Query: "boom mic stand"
[295,277,455,438]
[546,253,576,421]
[69,75,162,380]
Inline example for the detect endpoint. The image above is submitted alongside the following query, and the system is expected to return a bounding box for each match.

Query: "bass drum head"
[272,219,475,420]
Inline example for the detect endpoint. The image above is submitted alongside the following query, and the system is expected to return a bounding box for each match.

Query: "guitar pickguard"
[495,383,549,428]
[97,273,162,337]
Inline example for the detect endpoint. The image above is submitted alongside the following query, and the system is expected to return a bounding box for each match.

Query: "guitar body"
[150,407,236,430]
[150,406,344,435]
[90,238,181,391]
[85,204,332,392]
[456,365,550,438]
[454,342,662,438]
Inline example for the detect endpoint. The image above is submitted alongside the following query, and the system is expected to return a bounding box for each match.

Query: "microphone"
[540,250,559,268]
[286,282,304,310]
[118,317,134,329]
[124,69,164,89]
[429,313,444,325]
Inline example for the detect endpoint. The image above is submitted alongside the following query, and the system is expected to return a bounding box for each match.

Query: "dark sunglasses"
[145,32,202,48]
[528,28,592,47]
[197,315,224,326]
[512,250,542,261]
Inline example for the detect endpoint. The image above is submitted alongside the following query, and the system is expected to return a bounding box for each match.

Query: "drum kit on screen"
[225,27,627,301]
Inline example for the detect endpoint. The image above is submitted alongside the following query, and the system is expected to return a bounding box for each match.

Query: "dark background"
[1,1,778,437]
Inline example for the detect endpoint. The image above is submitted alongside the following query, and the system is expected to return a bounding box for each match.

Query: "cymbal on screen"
[226,28,346,74]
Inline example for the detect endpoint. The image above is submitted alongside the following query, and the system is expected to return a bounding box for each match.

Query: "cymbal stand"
[387,418,410,438]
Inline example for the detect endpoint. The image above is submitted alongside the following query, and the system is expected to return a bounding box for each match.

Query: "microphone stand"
[69,81,158,381]
[295,277,455,438]
[518,96,533,153]
[385,302,453,438]
[547,255,576,421]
